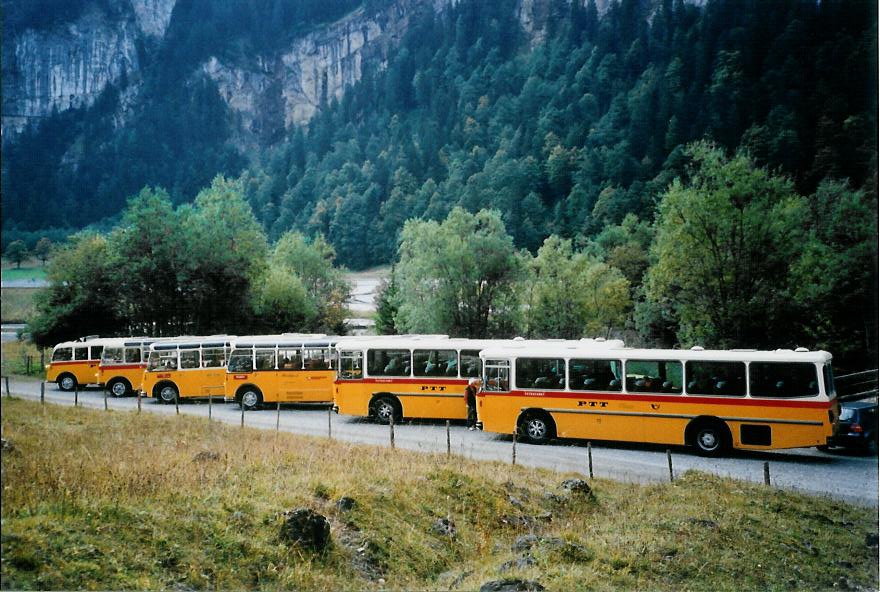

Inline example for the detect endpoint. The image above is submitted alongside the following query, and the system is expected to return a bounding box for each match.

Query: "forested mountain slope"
[2,0,876,264]
[243,0,877,268]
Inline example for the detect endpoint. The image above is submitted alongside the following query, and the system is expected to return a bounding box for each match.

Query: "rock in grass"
[336,496,357,512]
[512,535,538,552]
[499,554,537,572]
[431,517,456,539]
[479,578,545,592]
[280,509,331,551]
[560,478,591,495]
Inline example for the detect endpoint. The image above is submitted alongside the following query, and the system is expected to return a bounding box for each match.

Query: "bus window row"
[147,347,229,371]
[482,357,823,399]
[227,348,334,373]
[361,349,482,379]
[52,345,104,362]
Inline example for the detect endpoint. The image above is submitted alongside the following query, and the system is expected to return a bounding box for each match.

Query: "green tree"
[374,269,400,335]
[270,231,350,333]
[645,142,807,348]
[789,179,879,369]
[5,240,29,269]
[251,267,317,332]
[107,187,185,335]
[180,176,269,334]
[33,237,54,266]
[30,233,123,347]
[524,235,631,339]
[395,207,523,337]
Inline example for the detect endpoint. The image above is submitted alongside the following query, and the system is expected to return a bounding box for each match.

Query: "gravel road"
[3,377,877,506]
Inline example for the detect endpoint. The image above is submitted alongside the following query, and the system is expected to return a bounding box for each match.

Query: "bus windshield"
[228,349,253,373]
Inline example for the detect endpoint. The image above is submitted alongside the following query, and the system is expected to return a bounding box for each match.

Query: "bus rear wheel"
[519,411,556,445]
[372,396,399,424]
[157,384,179,405]
[688,419,730,457]
[239,388,262,411]
[58,374,77,392]
[108,378,131,398]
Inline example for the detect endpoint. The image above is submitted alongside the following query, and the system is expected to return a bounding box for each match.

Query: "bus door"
[275,346,306,402]
[253,348,279,401]
[199,346,228,397]
[300,347,334,402]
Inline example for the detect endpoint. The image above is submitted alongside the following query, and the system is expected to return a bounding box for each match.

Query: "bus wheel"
[372,396,399,424]
[58,374,77,392]
[519,411,555,444]
[239,388,262,411]
[157,384,179,405]
[108,378,130,398]
[688,419,730,457]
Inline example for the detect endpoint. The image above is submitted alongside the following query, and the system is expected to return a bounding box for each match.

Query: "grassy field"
[0,262,46,282]
[0,288,42,323]
[0,341,48,378]
[1,399,877,591]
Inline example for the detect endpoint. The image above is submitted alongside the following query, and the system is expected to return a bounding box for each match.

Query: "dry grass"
[0,288,41,323]
[1,398,877,591]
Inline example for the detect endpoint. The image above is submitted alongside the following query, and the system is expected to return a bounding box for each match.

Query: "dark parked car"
[824,401,878,453]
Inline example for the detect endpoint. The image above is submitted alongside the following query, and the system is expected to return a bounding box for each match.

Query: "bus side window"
[52,347,73,362]
[90,346,104,360]
[74,347,88,361]
[750,362,819,398]
[124,347,141,363]
[460,350,481,378]
[685,361,746,396]
[569,359,623,392]
[625,360,682,394]
[180,350,200,369]
[255,349,276,371]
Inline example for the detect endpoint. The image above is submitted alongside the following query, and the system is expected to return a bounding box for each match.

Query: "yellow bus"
[225,335,335,410]
[477,342,840,455]
[333,336,621,423]
[46,337,111,391]
[142,336,234,403]
[97,337,168,397]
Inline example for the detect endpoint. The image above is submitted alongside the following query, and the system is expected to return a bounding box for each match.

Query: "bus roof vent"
[690,346,704,351]
[595,337,606,342]
[513,336,525,341]
[794,347,809,352]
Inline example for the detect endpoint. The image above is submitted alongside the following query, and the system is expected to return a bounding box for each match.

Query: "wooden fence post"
[446,420,451,457]
[74,384,79,407]
[104,386,109,411]
[327,405,332,439]
[763,462,770,486]
[512,429,517,466]
[587,442,593,479]
[240,403,245,428]
[40,381,45,404]
[208,395,212,421]
[389,414,395,449]
[667,449,674,482]
[137,389,142,414]
[5,376,10,397]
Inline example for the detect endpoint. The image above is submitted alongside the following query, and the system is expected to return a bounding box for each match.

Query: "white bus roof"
[478,343,832,364]
[230,334,333,348]
[52,336,160,350]
[149,335,236,351]
[334,336,626,352]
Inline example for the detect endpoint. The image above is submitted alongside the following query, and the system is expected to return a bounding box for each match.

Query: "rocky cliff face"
[2,0,620,146]
[201,0,439,145]
[1,0,176,140]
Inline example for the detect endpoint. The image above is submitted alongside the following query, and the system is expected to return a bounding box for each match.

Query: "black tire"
[156,383,179,405]
[238,387,263,411]
[689,420,730,456]
[371,396,400,424]
[108,378,131,398]
[518,411,556,444]
[58,373,77,392]
[816,445,832,452]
